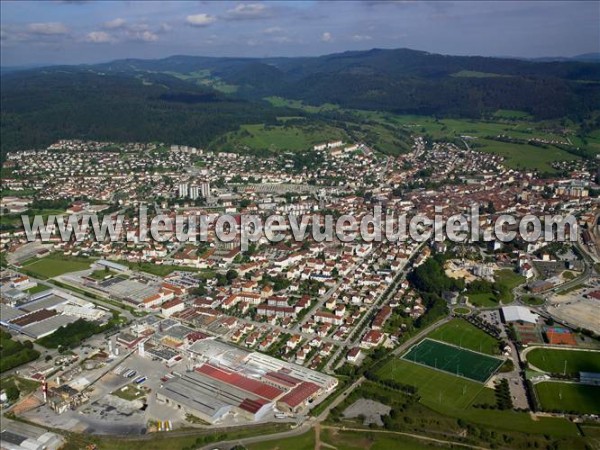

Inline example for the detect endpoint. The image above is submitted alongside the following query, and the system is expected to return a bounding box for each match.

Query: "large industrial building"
[156,338,337,423]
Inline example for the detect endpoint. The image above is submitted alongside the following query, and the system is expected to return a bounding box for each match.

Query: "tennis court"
[402,338,504,383]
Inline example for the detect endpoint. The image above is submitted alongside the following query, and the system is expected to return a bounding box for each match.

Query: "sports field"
[535,382,600,415]
[402,338,503,382]
[427,318,500,355]
[377,358,489,410]
[526,348,600,376]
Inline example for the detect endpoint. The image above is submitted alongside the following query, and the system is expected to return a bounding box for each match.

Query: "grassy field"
[247,430,315,450]
[378,358,490,409]
[217,122,348,153]
[120,261,198,277]
[21,255,93,278]
[402,339,503,382]
[24,284,51,295]
[526,348,600,375]
[469,269,525,306]
[522,296,545,306]
[60,423,291,450]
[535,382,600,414]
[376,358,579,437]
[467,292,498,307]
[321,428,449,450]
[426,318,500,355]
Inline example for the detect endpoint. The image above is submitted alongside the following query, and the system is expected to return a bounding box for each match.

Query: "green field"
[247,430,315,450]
[467,292,498,307]
[526,348,600,376]
[376,358,579,437]
[321,428,451,450]
[119,261,198,277]
[22,255,93,278]
[264,96,600,167]
[535,382,600,414]
[378,358,490,409]
[402,338,503,382]
[427,318,500,355]
[522,296,545,306]
[24,284,51,295]
[216,122,348,153]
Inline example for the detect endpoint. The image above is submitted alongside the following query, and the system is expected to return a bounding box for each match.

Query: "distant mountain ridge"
[2,48,600,156]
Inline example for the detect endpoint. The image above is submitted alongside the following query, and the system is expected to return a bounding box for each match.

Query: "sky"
[1,1,599,67]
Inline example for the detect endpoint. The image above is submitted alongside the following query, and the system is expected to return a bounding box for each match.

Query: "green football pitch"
[402,338,504,383]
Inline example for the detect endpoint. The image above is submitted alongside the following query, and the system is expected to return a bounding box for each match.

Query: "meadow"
[21,254,93,278]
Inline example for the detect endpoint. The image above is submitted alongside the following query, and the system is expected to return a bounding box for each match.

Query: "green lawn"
[526,348,600,376]
[247,430,314,450]
[321,428,447,450]
[468,292,498,307]
[522,296,545,306]
[427,318,500,355]
[120,261,198,277]
[22,255,93,278]
[24,284,51,295]
[536,382,600,414]
[496,269,526,290]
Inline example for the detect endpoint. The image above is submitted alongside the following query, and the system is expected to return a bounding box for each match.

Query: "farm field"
[535,381,600,414]
[426,318,500,355]
[402,338,503,382]
[21,254,93,278]
[526,348,600,376]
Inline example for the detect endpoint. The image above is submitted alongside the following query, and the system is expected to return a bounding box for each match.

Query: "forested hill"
[2,47,600,156]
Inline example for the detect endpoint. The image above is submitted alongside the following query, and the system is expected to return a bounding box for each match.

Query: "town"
[1,132,599,450]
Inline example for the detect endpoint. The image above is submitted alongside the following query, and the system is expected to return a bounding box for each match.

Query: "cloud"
[321,32,333,42]
[27,22,68,35]
[129,30,159,42]
[263,26,283,34]
[226,3,270,20]
[186,13,216,27]
[104,18,126,29]
[352,34,373,42]
[85,31,115,43]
